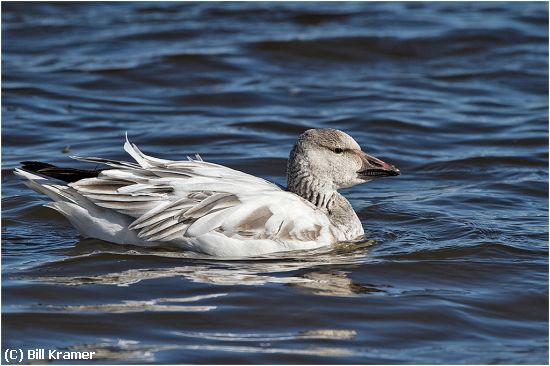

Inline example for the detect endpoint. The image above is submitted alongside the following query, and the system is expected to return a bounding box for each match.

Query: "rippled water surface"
[2,2,548,364]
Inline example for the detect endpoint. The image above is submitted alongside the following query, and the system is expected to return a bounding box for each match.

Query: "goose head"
[288,128,399,192]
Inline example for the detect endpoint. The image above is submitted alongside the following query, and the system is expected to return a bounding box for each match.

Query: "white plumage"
[15,129,399,257]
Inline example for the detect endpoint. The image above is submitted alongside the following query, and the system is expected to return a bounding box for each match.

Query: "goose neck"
[287,169,335,210]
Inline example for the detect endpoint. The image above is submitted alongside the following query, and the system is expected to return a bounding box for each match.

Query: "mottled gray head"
[288,128,399,191]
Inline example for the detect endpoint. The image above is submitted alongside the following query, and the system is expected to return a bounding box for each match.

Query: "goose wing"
[68,137,333,247]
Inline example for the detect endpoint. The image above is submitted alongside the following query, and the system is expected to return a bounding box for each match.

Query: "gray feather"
[183,193,239,218]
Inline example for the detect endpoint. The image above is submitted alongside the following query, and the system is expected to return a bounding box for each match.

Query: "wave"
[247,29,544,63]
[230,120,315,135]
[415,155,547,171]
[380,242,548,261]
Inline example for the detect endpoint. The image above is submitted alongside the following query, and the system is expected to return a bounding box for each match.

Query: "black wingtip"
[19,161,103,183]
[20,161,57,172]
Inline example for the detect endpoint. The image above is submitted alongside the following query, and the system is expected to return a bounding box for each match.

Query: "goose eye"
[334,148,344,154]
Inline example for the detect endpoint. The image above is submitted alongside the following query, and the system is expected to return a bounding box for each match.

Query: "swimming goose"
[15,129,399,257]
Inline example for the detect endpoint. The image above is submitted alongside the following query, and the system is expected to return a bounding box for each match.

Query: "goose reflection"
[30,238,386,297]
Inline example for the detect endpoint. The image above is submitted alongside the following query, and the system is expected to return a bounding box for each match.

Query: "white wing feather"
[63,137,334,255]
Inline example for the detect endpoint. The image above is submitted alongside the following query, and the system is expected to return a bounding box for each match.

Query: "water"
[2,2,548,364]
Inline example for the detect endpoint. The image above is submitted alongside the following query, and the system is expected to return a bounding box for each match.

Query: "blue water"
[2,2,548,364]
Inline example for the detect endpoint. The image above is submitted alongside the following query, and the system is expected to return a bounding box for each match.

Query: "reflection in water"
[29,240,385,297]
[32,264,384,296]
[70,329,357,362]
[173,329,357,341]
[296,271,387,296]
[175,344,355,357]
[17,294,226,314]
[70,339,170,363]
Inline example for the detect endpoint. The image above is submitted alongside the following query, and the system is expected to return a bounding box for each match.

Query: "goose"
[15,128,399,257]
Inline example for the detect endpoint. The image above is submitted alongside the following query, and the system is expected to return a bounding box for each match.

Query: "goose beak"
[356,151,400,179]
